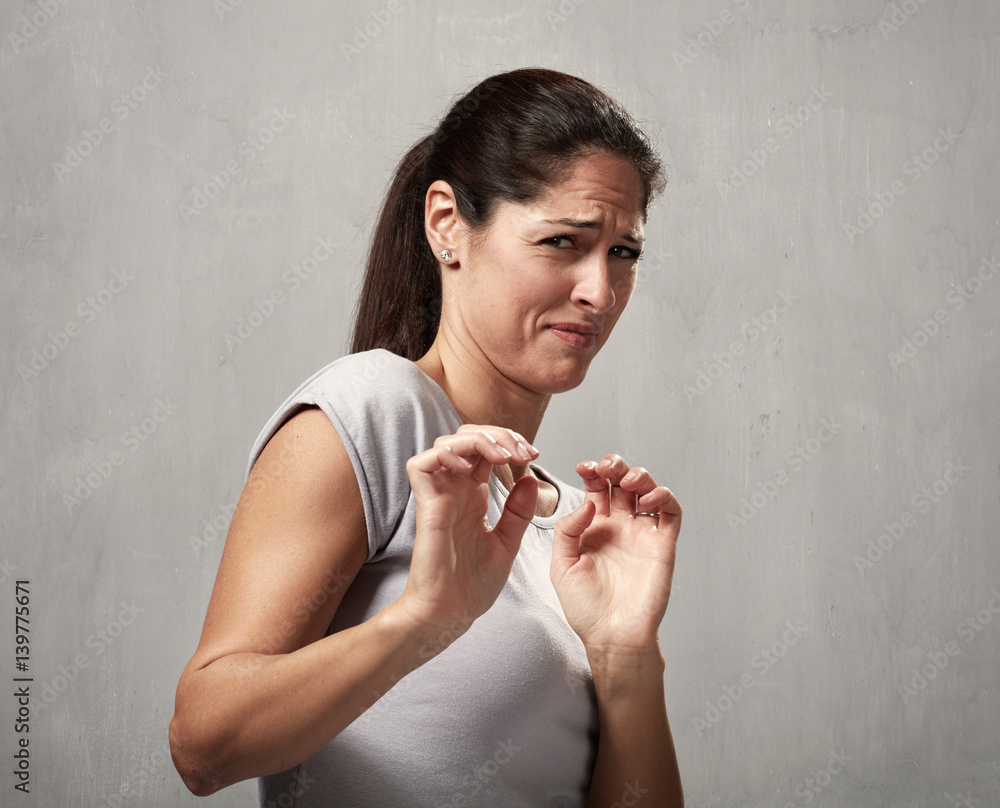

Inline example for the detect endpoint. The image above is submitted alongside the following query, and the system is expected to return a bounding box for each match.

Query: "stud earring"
[439,249,452,262]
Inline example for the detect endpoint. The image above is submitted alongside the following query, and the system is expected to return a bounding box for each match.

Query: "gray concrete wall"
[2,0,998,805]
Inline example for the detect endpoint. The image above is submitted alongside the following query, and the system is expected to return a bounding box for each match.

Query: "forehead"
[501,153,646,237]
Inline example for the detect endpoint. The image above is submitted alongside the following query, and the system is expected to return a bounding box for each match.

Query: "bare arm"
[584,650,683,808]
[551,456,684,807]
[169,412,538,796]
[170,407,415,794]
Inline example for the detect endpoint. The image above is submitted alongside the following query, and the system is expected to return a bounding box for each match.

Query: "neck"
[415,332,551,471]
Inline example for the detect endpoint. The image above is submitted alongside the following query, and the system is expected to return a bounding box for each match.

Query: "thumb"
[492,474,538,555]
[551,500,596,578]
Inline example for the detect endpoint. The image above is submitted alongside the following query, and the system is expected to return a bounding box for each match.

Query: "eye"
[541,235,576,249]
[610,245,643,261]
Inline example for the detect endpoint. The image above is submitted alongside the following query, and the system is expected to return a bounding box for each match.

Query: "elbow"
[168,711,226,797]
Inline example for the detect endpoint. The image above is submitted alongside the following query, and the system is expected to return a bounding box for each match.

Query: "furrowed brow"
[539,218,643,245]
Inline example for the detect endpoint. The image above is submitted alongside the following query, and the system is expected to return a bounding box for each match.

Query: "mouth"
[546,322,601,350]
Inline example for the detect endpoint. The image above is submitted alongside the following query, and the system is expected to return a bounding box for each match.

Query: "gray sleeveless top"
[247,350,597,808]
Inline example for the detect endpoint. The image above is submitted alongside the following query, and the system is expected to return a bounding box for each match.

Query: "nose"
[571,254,617,314]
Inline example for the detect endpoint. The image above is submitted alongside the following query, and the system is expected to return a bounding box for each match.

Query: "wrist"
[382,599,476,658]
[585,643,665,695]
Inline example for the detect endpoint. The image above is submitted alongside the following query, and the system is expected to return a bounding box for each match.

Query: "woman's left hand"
[550,455,681,655]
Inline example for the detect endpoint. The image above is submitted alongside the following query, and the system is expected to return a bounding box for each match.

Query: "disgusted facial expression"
[441,152,647,397]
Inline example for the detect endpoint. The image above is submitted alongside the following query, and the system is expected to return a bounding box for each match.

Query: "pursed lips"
[546,322,601,349]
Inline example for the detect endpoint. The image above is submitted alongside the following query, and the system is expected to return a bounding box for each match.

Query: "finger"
[408,445,475,476]
[492,475,538,555]
[596,455,636,514]
[619,466,658,499]
[454,424,538,463]
[576,461,610,516]
[637,486,682,518]
[431,432,519,468]
[551,499,596,578]
[595,454,631,483]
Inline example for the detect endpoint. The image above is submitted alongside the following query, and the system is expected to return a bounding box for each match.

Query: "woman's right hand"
[396,425,540,644]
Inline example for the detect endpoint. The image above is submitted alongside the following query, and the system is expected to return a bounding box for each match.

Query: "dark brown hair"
[350,68,666,360]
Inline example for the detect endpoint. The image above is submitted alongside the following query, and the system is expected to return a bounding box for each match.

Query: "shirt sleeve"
[246,350,462,560]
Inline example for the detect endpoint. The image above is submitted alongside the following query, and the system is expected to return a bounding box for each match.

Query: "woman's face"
[444,152,646,396]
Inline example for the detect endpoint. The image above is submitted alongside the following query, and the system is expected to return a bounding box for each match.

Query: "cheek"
[614,272,637,308]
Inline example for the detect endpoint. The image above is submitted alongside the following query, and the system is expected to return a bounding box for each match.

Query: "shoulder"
[247,349,460,479]
[246,350,463,558]
[307,350,449,415]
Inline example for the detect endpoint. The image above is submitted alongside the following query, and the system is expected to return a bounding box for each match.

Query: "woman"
[170,67,684,807]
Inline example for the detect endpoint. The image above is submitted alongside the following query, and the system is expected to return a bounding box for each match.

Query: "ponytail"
[350,135,440,360]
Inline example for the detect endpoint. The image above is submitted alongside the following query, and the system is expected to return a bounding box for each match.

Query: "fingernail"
[497,445,513,459]
[516,441,532,460]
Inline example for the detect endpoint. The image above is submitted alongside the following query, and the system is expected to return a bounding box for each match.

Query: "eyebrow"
[539,218,644,246]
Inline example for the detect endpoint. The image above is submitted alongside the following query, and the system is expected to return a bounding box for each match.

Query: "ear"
[424,180,463,267]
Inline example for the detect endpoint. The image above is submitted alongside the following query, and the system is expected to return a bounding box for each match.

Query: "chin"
[533,359,594,395]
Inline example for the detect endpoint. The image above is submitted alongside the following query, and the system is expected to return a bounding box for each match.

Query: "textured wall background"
[1,0,998,805]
